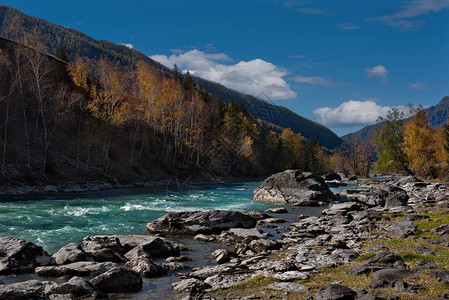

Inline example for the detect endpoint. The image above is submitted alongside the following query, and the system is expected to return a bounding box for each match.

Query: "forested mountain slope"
[0,4,342,149]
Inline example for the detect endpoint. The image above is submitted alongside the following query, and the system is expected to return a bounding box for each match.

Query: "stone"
[258,217,286,224]
[267,282,309,293]
[172,278,211,294]
[52,243,90,265]
[349,265,391,275]
[204,273,253,290]
[193,234,216,242]
[372,268,418,282]
[244,211,272,220]
[248,239,281,253]
[386,221,417,238]
[324,173,342,181]
[253,170,335,206]
[147,210,256,235]
[315,284,357,300]
[366,252,404,265]
[124,258,167,278]
[0,280,55,300]
[124,237,180,261]
[413,260,438,271]
[211,249,230,264]
[432,224,449,238]
[83,236,126,262]
[163,262,190,270]
[166,256,191,263]
[384,187,409,208]
[189,264,238,280]
[48,277,95,297]
[35,261,118,277]
[90,267,142,293]
[219,228,267,244]
[265,207,288,214]
[272,271,309,281]
[0,237,51,275]
[358,296,386,300]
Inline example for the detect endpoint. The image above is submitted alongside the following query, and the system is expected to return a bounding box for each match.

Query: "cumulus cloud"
[371,0,449,30]
[409,82,428,91]
[364,65,389,84]
[313,100,403,127]
[150,50,297,100]
[122,43,133,49]
[292,75,333,86]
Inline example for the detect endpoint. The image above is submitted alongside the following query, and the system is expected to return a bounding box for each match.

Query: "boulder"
[272,271,309,281]
[265,207,288,214]
[252,170,335,206]
[0,237,51,275]
[48,277,95,297]
[83,236,126,262]
[124,258,167,278]
[211,249,230,264]
[432,224,449,238]
[267,282,308,293]
[52,243,90,265]
[384,187,409,208]
[372,268,418,282]
[147,210,256,235]
[35,261,117,277]
[323,173,342,181]
[90,267,142,293]
[163,262,190,270]
[386,221,417,238]
[366,252,404,265]
[172,278,211,294]
[0,280,56,300]
[248,239,281,253]
[124,237,180,260]
[315,284,357,300]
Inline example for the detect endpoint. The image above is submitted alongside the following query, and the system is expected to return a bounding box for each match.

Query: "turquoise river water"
[0,181,353,298]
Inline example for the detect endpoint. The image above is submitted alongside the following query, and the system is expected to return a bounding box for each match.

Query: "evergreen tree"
[56,45,69,62]
[172,63,181,82]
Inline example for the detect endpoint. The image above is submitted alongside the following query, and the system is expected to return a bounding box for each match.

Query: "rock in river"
[252,170,335,206]
[147,210,257,235]
[0,237,51,275]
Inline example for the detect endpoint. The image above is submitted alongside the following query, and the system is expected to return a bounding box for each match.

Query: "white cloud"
[150,50,297,100]
[337,22,361,30]
[409,81,428,91]
[292,75,333,86]
[122,43,133,49]
[364,65,389,84]
[371,0,449,29]
[313,100,403,127]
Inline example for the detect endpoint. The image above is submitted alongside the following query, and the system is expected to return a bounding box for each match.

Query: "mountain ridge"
[341,96,449,142]
[0,4,342,149]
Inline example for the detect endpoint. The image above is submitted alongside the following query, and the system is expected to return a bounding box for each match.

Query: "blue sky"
[4,0,449,136]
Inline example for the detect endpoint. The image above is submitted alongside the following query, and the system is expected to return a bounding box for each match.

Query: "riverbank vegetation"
[0,37,336,186]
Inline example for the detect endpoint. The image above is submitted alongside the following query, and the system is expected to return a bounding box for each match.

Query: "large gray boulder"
[124,258,167,278]
[147,210,256,235]
[0,280,56,300]
[35,261,117,277]
[0,237,51,275]
[52,243,90,265]
[90,267,142,293]
[253,170,335,206]
[124,237,180,260]
[83,236,126,262]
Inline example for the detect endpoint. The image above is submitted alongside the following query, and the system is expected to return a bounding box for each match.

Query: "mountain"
[341,96,449,143]
[0,4,342,149]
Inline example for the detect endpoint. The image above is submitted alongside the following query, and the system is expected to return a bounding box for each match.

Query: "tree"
[401,109,436,178]
[374,108,413,175]
[56,45,69,62]
[88,59,130,172]
[277,128,304,170]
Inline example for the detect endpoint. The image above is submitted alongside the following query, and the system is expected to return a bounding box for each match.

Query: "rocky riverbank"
[0,173,448,299]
